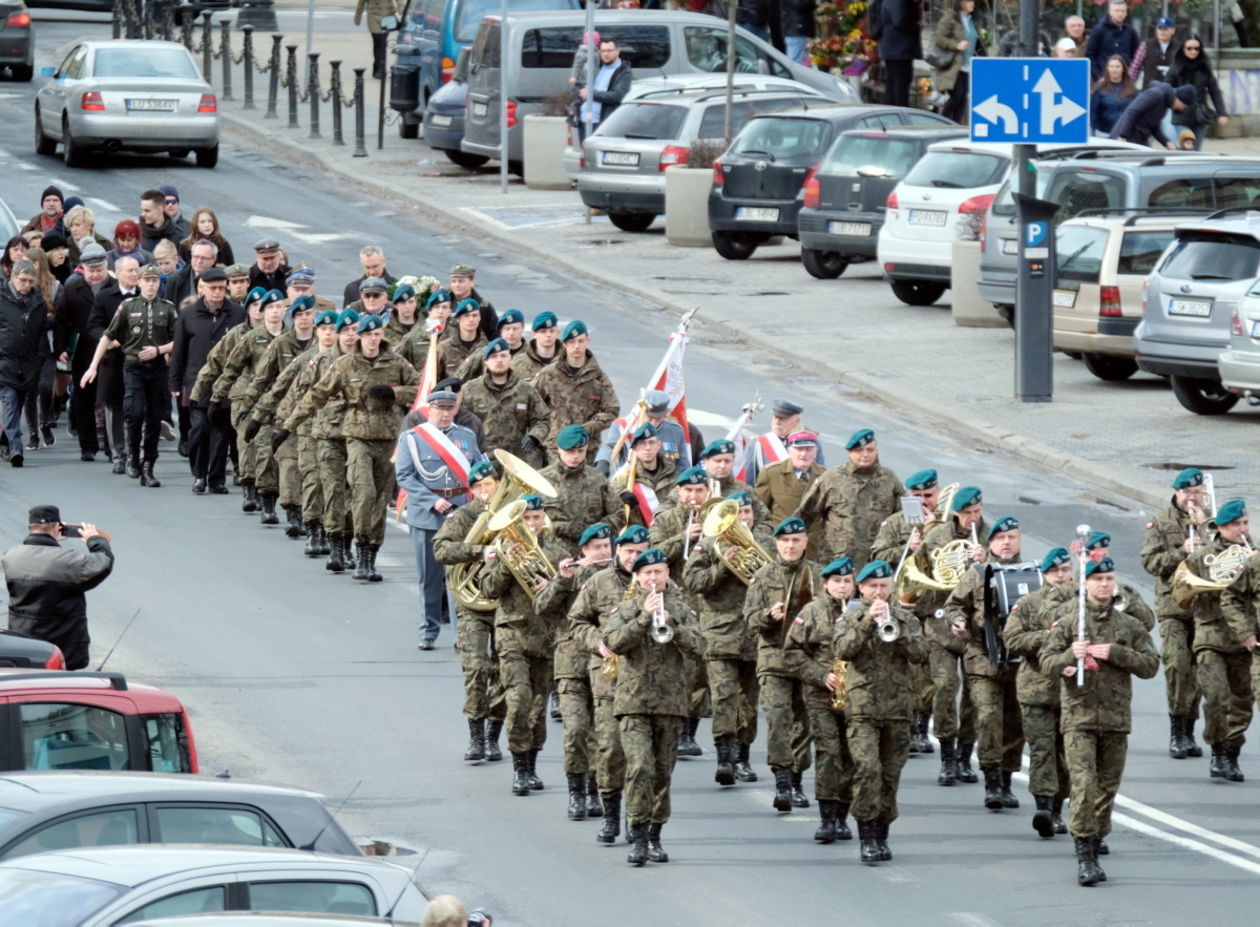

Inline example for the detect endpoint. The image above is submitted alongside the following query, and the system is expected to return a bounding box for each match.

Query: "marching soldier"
[533,321,619,461]
[1221,532,1260,743]
[945,516,1026,811]
[1040,557,1159,886]
[755,431,826,553]
[459,337,550,467]
[797,428,901,568]
[611,423,679,526]
[785,556,858,844]
[745,516,822,812]
[455,307,526,382]
[1079,532,1155,630]
[659,440,773,532]
[385,283,420,347]
[602,547,704,866]
[596,389,691,476]
[1140,467,1209,759]
[1003,547,1074,838]
[743,398,826,487]
[541,424,624,554]
[395,290,450,371]
[834,559,927,865]
[511,310,560,382]
[438,298,489,378]
[315,311,362,571]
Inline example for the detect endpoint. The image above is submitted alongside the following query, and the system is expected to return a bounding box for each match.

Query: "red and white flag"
[646,327,689,435]
[632,483,660,526]
[408,319,445,415]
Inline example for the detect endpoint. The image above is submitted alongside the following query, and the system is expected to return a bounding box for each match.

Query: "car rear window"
[93,47,198,80]
[822,135,919,178]
[697,98,812,140]
[520,25,670,69]
[734,116,832,159]
[595,102,688,140]
[1,808,140,861]
[903,150,1007,189]
[1118,229,1174,275]
[1160,233,1260,282]
[1056,225,1109,283]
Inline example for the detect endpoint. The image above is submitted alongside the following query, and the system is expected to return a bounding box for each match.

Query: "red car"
[0,670,199,774]
[0,630,64,669]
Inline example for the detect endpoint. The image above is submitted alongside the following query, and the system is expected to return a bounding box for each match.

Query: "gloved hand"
[595,459,610,477]
[243,419,261,443]
[369,384,396,402]
[520,435,539,455]
[619,490,637,507]
[271,428,291,454]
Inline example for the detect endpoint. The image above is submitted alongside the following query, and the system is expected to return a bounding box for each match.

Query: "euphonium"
[701,499,773,585]
[829,658,848,712]
[487,499,557,600]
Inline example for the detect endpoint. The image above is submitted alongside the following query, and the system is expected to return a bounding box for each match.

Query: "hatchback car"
[1218,288,1260,407]
[1134,212,1260,414]
[0,0,33,82]
[0,670,198,774]
[795,123,966,278]
[0,630,64,669]
[34,40,221,168]
[579,88,823,232]
[0,771,362,860]
[0,845,427,925]
[128,916,420,927]
[710,106,955,263]
[420,48,482,168]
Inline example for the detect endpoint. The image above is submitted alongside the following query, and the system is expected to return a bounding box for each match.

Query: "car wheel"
[996,305,1014,328]
[1170,375,1239,415]
[712,230,761,261]
[607,212,657,233]
[800,247,849,279]
[34,107,56,156]
[890,280,947,306]
[1081,353,1138,381]
[62,115,86,168]
[195,145,219,168]
[13,64,33,83]
[444,149,489,169]
[400,118,420,140]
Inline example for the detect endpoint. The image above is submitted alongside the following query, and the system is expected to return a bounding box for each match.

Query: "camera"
[60,523,83,538]
[468,912,493,927]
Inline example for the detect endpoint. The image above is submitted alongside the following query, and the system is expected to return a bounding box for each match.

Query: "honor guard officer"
[797,428,901,568]
[533,321,619,462]
[82,263,178,487]
[513,310,560,382]
[596,389,691,476]
[743,398,826,486]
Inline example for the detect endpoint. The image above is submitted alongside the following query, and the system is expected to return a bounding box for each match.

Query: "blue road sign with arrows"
[969,58,1090,144]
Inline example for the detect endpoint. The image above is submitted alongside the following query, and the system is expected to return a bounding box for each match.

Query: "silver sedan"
[34,39,221,168]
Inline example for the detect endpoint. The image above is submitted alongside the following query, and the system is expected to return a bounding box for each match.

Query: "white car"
[876,138,1140,306]
[0,845,427,926]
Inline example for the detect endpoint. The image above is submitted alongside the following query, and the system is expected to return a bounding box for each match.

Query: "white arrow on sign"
[973,95,1019,134]
[1033,69,1087,135]
[244,215,350,246]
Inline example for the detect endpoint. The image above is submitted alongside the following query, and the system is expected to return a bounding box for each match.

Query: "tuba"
[701,499,773,585]
[487,499,557,600]
[450,449,557,612]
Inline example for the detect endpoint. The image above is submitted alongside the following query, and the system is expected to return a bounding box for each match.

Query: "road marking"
[1112,810,1260,877]
[88,197,122,214]
[1113,792,1260,862]
[47,176,80,192]
[244,214,351,245]
[949,914,1004,927]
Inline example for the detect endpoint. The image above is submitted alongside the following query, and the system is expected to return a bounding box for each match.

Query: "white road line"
[88,197,122,214]
[1111,810,1260,877]
[1113,792,1260,862]
[949,913,1004,927]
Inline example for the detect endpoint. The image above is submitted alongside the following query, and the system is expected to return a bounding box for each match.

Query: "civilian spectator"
[107,220,153,270]
[41,232,71,285]
[343,244,396,307]
[1129,16,1179,88]
[0,260,50,467]
[1086,0,1139,79]
[1167,35,1228,150]
[576,38,634,142]
[736,0,772,41]
[932,0,985,124]
[878,0,922,108]
[158,185,191,241]
[781,0,816,65]
[1110,81,1195,149]
[139,188,180,253]
[20,247,62,450]
[2,236,27,279]
[178,206,235,265]
[63,205,112,267]
[1064,15,1087,56]
[167,239,219,308]
[1091,55,1137,136]
[87,256,141,471]
[1054,36,1078,58]
[153,239,184,294]
[54,243,112,461]
[20,186,65,237]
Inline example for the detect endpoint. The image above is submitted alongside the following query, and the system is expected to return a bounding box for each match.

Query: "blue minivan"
[394,0,579,139]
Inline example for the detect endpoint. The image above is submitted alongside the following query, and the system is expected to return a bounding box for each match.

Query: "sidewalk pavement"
[206,2,1258,511]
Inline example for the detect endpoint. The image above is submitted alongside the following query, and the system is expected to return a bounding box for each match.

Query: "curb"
[222,111,1166,514]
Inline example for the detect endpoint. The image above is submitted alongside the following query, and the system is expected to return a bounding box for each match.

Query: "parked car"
[0,630,64,669]
[0,194,19,242]
[1052,211,1187,380]
[980,150,1260,312]
[0,670,198,774]
[1134,211,1260,414]
[0,0,33,82]
[128,916,421,927]
[420,48,482,167]
[0,771,363,860]
[1218,288,1260,407]
[795,123,965,278]
[0,845,428,925]
[461,9,859,166]
[34,39,220,168]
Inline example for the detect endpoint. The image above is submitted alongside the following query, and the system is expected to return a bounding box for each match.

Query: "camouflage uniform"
[658,474,774,535]
[1221,555,1260,720]
[384,314,416,350]
[604,580,704,827]
[244,329,315,504]
[796,459,902,567]
[649,502,710,726]
[1040,600,1159,839]
[395,325,436,373]
[834,597,927,826]
[460,369,550,466]
[532,349,619,461]
[210,324,280,491]
[312,358,353,540]
[510,338,557,382]
[251,344,329,527]
[1140,500,1203,721]
[871,512,935,725]
[438,329,488,380]
[540,460,624,553]
[548,563,602,776]
[1004,583,1071,801]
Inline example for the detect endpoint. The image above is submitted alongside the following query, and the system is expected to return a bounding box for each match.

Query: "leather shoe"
[192,478,207,494]
[210,484,229,494]
[112,459,126,475]
[80,452,95,461]
[178,439,189,457]
[10,453,23,468]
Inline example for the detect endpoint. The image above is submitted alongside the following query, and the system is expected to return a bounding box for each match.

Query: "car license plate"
[908,209,947,227]
[428,114,452,127]
[472,102,488,118]
[829,221,871,236]
[1169,298,1212,317]
[1053,289,1077,308]
[1000,238,1018,255]
[126,99,176,112]
[600,151,639,167]
[736,207,779,221]
[1250,320,1260,338]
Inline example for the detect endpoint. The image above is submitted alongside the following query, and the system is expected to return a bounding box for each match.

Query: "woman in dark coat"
[1167,35,1228,150]
[1090,54,1137,136]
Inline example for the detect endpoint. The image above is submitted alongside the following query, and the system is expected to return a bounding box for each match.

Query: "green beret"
[727,490,753,506]
[392,284,416,303]
[357,314,384,334]
[988,516,1020,539]
[675,465,709,486]
[856,559,893,582]
[1085,531,1111,551]
[773,517,807,537]
[483,337,510,359]
[631,423,658,445]
[469,460,496,484]
[425,288,452,310]
[556,424,589,450]
[822,556,855,577]
[580,523,612,546]
[452,297,481,318]
[314,309,339,327]
[952,486,982,511]
[522,494,545,511]
[532,311,558,331]
[243,285,268,307]
[905,468,938,491]
[1041,547,1071,572]
[701,439,736,458]
[845,428,875,450]
[1214,499,1247,526]
[1085,556,1115,577]
[497,309,524,328]
[617,524,651,545]
[259,289,286,309]
[335,310,360,332]
[561,319,588,341]
[286,295,316,320]
[632,548,668,572]
[1172,467,1205,489]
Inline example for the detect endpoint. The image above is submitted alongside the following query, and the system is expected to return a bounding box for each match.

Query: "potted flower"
[665,138,726,248]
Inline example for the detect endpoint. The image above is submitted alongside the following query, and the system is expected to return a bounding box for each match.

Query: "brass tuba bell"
[487,499,557,600]
[701,499,773,585]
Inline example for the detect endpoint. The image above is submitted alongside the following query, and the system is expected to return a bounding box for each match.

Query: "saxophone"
[829,658,848,713]
[602,577,638,680]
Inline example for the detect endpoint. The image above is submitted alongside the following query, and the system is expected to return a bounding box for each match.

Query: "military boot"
[365,546,383,583]
[526,749,544,790]
[677,718,702,757]
[1032,795,1055,838]
[1184,718,1203,757]
[1210,743,1230,778]
[597,792,621,844]
[814,800,837,844]
[937,737,957,786]
[916,713,934,754]
[566,773,586,819]
[771,767,792,812]
[241,482,258,512]
[585,776,603,817]
[1075,836,1103,886]
[790,770,810,808]
[983,768,1003,810]
[126,454,140,478]
[1000,770,1020,808]
[834,802,852,840]
[646,823,669,862]
[463,718,485,762]
[1094,836,1109,857]
[259,493,280,525]
[549,688,561,720]
[956,742,978,782]
[284,505,303,538]
[304,523,321,556]
[1226,745,1245,782]
[714,739,735,786]
[485,719,504,761]
[326,535,347,573]
[875,820,892,861]
[734,742,758,782]
[511,754,531,796]
[626,824,648,866]
[1169,715,1188,759]
[858,820,880,864]
[907,719,920,755]
[1052,797,1068,834]
[140,463,160,487]
[352,544,369,581]
[315,524,330,554]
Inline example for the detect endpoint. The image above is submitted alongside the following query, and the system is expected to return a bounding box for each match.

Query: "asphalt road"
[2,17,1259,926]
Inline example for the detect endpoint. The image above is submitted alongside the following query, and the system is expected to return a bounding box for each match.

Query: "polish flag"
[647,328,688,435]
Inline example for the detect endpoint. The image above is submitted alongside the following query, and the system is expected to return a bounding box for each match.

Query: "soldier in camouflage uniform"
[683,490,766,785]
[611,423,678,527]
[785,556,858,844]
[541,424,624,553]
[1140,466,1209,758]
[745,516,822,812]
[456,308,527,382]
[945,516,1026,811]
[459,337,550,467]
[1076,532,1154,632]
[658,440,772,533]
[569,524,651,844]
[438,298,488,380]
[1220,527,1260,752]
[385,284,420,348]
[1040,557,1159,886]
[834,559,927,865]
[395,289,450,372]
[313,312,361,571]
[1003,547,1074,838]
[511,310,560,383]
[532,320,618,462]
[602,547,704,866]
[796,428,901,568]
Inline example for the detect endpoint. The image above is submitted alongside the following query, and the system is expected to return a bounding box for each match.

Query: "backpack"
[868,0,884,40]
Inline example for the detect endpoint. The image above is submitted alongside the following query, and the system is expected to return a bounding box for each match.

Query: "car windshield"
[732,117,831,159]
[595,102,688,141]
[459,0,571,44]
[93,47,199,80]
[0,868,124,927]
[822,134,919,178]
[1161,234,1260,281]
[903,150,1007,189]
[1056,225,1109,283]
[0,807,24,829]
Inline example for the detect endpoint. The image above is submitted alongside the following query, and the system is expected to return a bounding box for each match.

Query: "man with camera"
[2,505,115,670]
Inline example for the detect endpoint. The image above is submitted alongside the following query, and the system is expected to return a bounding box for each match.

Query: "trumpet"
[647,581,674,644]
[873,600,899,643]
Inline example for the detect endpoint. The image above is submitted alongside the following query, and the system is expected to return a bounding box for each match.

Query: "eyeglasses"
[362,292,386,299]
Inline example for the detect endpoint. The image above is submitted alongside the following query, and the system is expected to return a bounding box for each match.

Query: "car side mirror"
[40,67,56,78]
[757,59,770,75]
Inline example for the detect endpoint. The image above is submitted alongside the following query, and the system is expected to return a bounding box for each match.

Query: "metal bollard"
[329,61,344,146]
[265,34,282,119]
[143,0,154,40]
[353,67,367,158]
[112,0,122,39]
[201,13,213,82]
[307,53,321,139]
[242,25,256,111]
[220,20,233,101]
[286,44,299,129]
